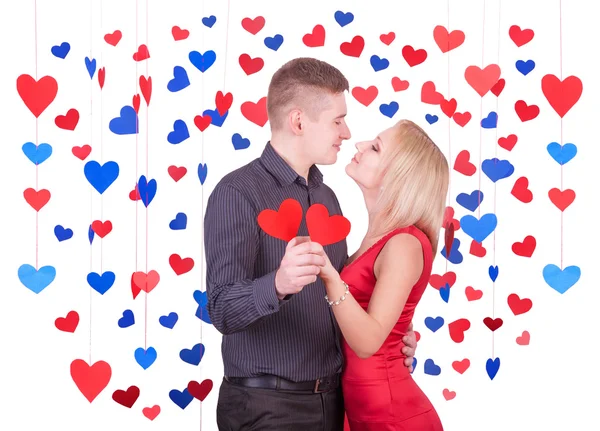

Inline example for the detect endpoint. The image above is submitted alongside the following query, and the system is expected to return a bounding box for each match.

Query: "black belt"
[225,374,340,393]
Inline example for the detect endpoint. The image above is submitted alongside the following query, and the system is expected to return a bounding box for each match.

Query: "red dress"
[340,226,443,431]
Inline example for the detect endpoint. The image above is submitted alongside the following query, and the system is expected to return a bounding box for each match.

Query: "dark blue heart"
[440,238,463,264]
[515,59,535,76]
[169,388,193,409]
[334,10,354,27]
[179,343,205,365]
[85,57,96,79]
[167,119,190,144]
[87,271,115,294]
[203,108,228,127]
[194,290,212,324]
[426,114,438,124]
[379,102,399,118]
[189,50,216,72]
[486,357,500,380]
[109,106,138,135]
[440,284,450,303]
[264,34,284,51]
[456,190,484,212]
[481,111,498,128]
[84,160,119,194]
[424,316,444,332]
[482,158,514,182]
[159,312,178,329]
[88,224,94,244]
[411,357,417,373]
[51,42,70,59]
[54,225,73,242]
[198,163,208,185]
[489,265,499,282]
[232,133,251,150]
[202,15,217,28]
[118,309,135,328]
[167,66,190,92]
[424,359,441,376]
[370,55,389,72]
[169,212,187,230]
[138,175,157,207]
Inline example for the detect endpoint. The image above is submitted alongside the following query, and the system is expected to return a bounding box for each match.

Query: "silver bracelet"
[325,281,350,306]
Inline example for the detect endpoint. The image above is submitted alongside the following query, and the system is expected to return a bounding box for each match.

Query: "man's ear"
[288,109,303,136]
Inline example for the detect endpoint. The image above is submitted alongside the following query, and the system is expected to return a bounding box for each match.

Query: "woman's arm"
[319,234,423,359]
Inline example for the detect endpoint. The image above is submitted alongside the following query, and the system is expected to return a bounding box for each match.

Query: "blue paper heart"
[481,111,498,128]
[88,224,94,244]
[159,312,179,329]
[232,133,251,150]
[84,160,119,194]
[109,106,138,135]
[461,213,497,243]
[51,42,70,58]
[135,347,157,369]
[264,34,284,51]
[167,66,190,92]
[179,343,205,365]
[424,316,444,332]
[515,59,535,76]
[167,119,190,144]
[118,309,135,328]
[22,142,52,165]
[370,55,389,72]
[379,102,399,118]
[543,264,580,294]
[424,359,441,376]
[482,158,514,182]
[137,175,157,207]
[169,388,193,409]
[547,142,577,165]
[486,357,500,380]
[456,190,484,212]
[194,290,212,324]
[411,357,417,374]
[169,212,187,230]
[85,57,96,79]
[198,163,208,185]
[334,10,354,27]
[18,264,56,294]
[87,271,115,295]
[202,15,216,28]
[189,50,216,72]
[203,108,228,127]
[440,238,463,264]
[440,284,450,303]
[489,265,499,282]
[54,225,73,241]
[426,114,438,124]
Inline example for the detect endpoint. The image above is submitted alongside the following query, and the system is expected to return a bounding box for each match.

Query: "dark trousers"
[216,377,345,431]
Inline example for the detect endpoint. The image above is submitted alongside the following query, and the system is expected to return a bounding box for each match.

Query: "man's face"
[301,92,351,166]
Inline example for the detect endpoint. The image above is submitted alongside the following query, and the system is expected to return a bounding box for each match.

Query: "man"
[204,57,418,430]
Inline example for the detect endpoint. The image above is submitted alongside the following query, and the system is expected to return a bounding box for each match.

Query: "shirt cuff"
[253,270,280,316]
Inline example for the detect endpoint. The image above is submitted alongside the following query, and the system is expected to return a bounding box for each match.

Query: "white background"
[0,0,598,430]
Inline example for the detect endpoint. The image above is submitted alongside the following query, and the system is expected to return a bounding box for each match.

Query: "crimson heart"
[55,310,79,333]
[257,198,302,242]
[215,91,233,115]
[306,204,351,246]
[483,317,503,331]
[112,385,140,408]
[188,379,213,401]
[448,318,471,343]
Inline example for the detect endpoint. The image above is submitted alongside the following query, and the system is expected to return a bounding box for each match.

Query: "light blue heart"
[543,264,580,294]
[547,142,577,165]
[460,213,497,243]
[22,143,52,165]
[135,347,157,369]
[18,264,56,294]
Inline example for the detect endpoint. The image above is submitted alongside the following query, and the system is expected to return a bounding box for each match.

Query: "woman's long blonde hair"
[372,120,450,257]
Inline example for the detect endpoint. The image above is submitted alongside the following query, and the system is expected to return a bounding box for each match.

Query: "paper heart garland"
[257,198,351,246]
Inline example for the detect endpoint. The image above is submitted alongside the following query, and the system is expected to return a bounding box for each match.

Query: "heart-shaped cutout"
[257,198,303,242]
[306,203,351,246]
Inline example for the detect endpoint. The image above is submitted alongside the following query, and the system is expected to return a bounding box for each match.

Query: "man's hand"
[275,236,326,300]
[402,322,418,372]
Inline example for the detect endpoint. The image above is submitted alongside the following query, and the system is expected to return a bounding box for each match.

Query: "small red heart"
[448,318,470,343]
[429,271,456,290]
[440,98,457,117]
[483,317,503,331]
[512,235,536,257]
[402,45,427,67]
[91,220,112,238]
[340,36,365,58]
[453,150,476,176]
[139,76,152,106]
[169,254,195,275]
[241,97,268,127]
[17,74,58,118]
[187,379,213,401]
[172,25,190,41]
[469,240,486,257]
[112,385,140,408]
[306,204,351,247]
[380,32,395,45]
[391,77,409,92]
[129,185,141,201]
[491,78,505,96]
[131,272,141,299]
[72,145,91,160]
[55,310,79,333]
[133,270,160,293]
[133,44,150,61]
[142,405,160,420]
[414,331,421,342]
[241,16,265,35]
[444,224,454,257]
[464,286,483,301]
[168,166,187,182]
[55,108,80,131]
[98,67,105,89]
[443,207,460,231]
[453,111,471,127]
[352,86,378,106]
[24,188,51,211]
[303,25,325,47]
[452,358,470,374]
[215,91,233,116]
[509,25,534,47]
[421,81,443,105]
[239,54,264,75]
[132,94,141,113]
[104,30,122,46]
[443,389,456,401]
[548,188,575,211]
[498,134,518,151]
[257,199,303,242]
[516,330,530,346]
[70,359,112,403]
[515,100,539,122]
[194,115,212,132]
[511,177,533,203]
[507,293,532,316]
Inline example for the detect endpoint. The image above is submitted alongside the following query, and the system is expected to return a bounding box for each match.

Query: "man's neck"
[270,137,311,182]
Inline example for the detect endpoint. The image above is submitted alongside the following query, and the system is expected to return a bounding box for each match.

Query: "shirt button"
[269,304,275,310]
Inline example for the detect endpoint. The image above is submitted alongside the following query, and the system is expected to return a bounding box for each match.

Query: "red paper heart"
[352,86,378,106]
[465,64,501,97]
[443,389,456,401]
[188,379,213,401]
[132,94,141,113]
[91,220,112,238]
[133,270,160,293]
[444,224,454,257]
[516,331,530,346]
[257,199,303,242]
[469,240,486,257]
[239,54,264,75]
[548,188,575,211]
[98,67,105,89]
[464,286,483,301]
[172,25,189,41]
[70,359,112,403]
[215,91,233,115]
[483,317,503,332]
[440,98,457,117]
[452,111,471,127]
[302,25,326,47]
[541,74,583,118]
[168,166,187,182]
[139,76,152,106]
[507,293,532,316]
[420,81,443,105]
[169,254,195,275]
[429,271,456,290]
[306,204,351,246]
[433,25,465,53]
[402,45,427,66]
[443,207,460,231]
[509,25,534,47]
[24,188,50,211]
[340,36,365,58]
[512,235,536,257]
[72,145,92,160]
[129,185,141,201]
[55,108,79,130]
[498,134,518,151]
[104,30,122,46]
[380,32,395,45]
[453,150,476,176]
[448,318,470,343]
[142,405,161,420]
[241,16,265,35]
[511,177,533,203]
[133,44,150,61]
[17,74,58,118]
[491,78,505,96]
[241,97,268,127]
[131,272,141,299]
[391,77,409,92]
[515,100,539,122]
[452,359,470,374]
[55,311,79,333]
[194,115,212,131]
[112,385,140,408]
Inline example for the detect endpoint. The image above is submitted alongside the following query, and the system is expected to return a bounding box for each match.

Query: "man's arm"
[204,184,280,335]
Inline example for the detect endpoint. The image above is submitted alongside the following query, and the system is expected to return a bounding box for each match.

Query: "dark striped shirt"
[204,141,348,382]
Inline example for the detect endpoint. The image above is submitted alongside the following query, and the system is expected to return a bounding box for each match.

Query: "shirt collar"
[260,141,324,187]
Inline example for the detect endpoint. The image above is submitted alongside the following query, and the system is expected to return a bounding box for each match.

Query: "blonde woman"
[316,120,449,430]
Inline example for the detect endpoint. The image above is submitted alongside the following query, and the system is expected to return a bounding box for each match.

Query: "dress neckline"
[344,228,403,271]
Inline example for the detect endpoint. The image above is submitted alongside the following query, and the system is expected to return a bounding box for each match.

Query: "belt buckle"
[313,378,326,393]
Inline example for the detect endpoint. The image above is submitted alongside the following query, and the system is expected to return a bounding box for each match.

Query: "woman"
[317,120,449,430]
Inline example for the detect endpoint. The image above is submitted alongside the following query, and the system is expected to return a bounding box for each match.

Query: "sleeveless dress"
[340,226,443,431]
